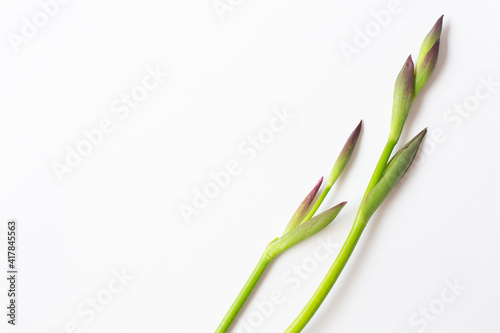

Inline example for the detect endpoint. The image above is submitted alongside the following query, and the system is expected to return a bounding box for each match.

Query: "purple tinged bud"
[339,120,362,160]
[389,56,415,143]
[360,129,427,222]
[283,177,323,235]
[416,15,443,71]
[415,39,440,96]
[326,120,362,189]
[268,201,347,258]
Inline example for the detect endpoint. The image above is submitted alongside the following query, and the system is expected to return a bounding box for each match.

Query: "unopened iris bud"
[415,15,443,72]
[414,16,443,96]
[360,128,427,222]
[267,202,347,258]
[414,39,440,96]
[325,120,362,190]
[283,177,323,235]
[389,56,415,143]
[299,121,362,224]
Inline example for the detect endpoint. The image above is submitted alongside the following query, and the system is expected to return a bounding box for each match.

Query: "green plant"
[284,15,443,332]
[215,121,362,333]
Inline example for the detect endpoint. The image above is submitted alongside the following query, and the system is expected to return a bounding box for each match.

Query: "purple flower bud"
[389,56,415,143]
[415,39,440,96]
[283,177,323,235]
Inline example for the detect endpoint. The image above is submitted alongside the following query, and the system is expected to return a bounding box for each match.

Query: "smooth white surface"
[0,0,499,332]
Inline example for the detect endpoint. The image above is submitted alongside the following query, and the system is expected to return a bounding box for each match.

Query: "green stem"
[215,253,272,333]
[284,139,396,333]
[284,214,367,333]
[362,139,396,200]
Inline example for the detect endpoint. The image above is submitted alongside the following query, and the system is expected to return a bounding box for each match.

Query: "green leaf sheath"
[268,202,347,258]
[360,129,426,221]
[215,253,272,333]
[283,177,324,235]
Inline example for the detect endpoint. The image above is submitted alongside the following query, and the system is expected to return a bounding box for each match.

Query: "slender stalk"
[284,138,398,332]
[282,130,402,333]
[284,129,427,333]
[362,139,397,199]
[215,253,272,333]
[216,205,346,332]
[284,214,367,333]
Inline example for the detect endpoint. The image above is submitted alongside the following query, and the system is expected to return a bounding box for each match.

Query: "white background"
[0,0,499,332]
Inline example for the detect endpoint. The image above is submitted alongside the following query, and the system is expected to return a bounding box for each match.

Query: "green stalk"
[215,204,346,333]
[215,253,272,333]
[284,215,367,333]
[284,16,443,332]
[285,133,409,329]
[285,129,427,333]
[215,121,361,333]
[301,121,362,223]
[362,139,396,199]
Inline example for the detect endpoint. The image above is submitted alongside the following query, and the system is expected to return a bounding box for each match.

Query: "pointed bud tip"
[400,55,414,75]
[404,55,415,76]
[430,15,443,38]
[312,177,324,194]
[395,55,415,95]
[436,15,444,29]
[337,120,363,163]
[430,16,443,44]
[309,177,324,200]
[354,120,363,134]
[350,120,362,141]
